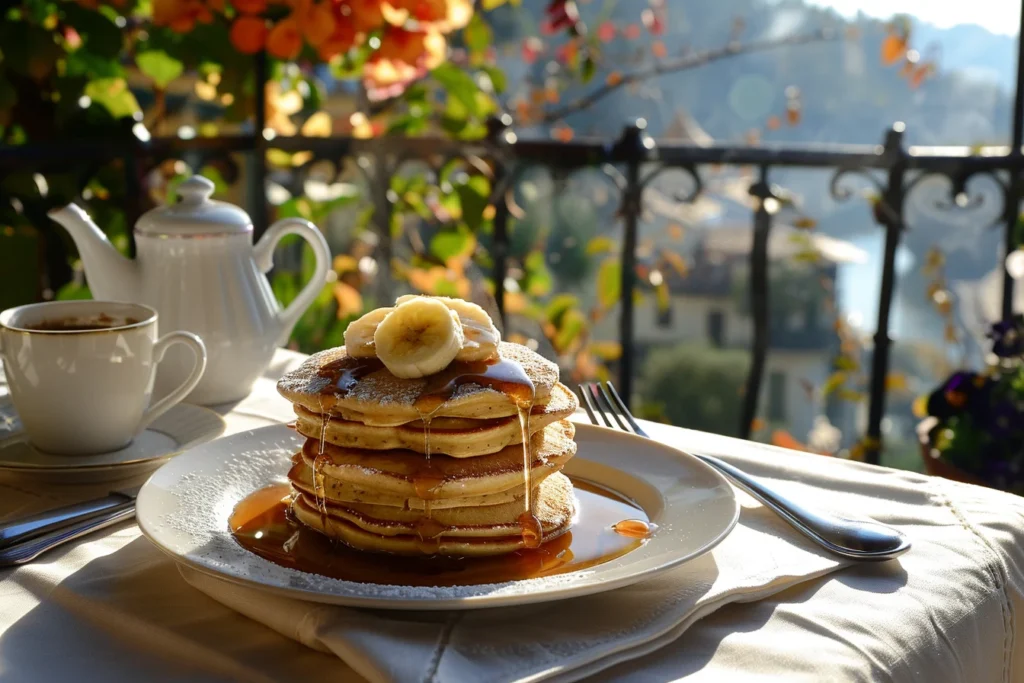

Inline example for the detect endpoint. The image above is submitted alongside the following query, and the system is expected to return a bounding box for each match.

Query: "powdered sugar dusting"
[137,423,734,609]
[147,427,610,603]
[277,342,560,421]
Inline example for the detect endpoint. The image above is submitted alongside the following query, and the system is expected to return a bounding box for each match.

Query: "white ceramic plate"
[137,421,738,610]
[0,401,225,482]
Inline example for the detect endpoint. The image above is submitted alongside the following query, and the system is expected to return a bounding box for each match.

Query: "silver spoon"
[578,381,911,562]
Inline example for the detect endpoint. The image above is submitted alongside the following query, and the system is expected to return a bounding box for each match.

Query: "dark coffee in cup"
[25,314,140,332]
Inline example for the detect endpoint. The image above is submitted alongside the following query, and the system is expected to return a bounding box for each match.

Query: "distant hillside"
[487,0,1015,340]
[493,0,1013,147]
[912,21,1016,92]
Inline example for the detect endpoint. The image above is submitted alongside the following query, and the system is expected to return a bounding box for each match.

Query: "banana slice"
[395,295,500,362]
[374,298,465,378]
[344,307,393,357]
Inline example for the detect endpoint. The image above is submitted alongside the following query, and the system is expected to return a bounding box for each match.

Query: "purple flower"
[988,317,1024,358]
[928,371,978,418]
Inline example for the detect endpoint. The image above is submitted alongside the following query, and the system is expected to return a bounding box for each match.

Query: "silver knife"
[0,485,140,550]
[0,505,136,566]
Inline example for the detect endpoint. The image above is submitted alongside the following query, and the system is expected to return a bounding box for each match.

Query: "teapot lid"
[135,175,252,236]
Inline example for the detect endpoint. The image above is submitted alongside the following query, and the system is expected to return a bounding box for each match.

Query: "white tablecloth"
[2,349,1023,682]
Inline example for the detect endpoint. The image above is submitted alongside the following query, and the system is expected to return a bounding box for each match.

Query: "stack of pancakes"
[277,341,579,556]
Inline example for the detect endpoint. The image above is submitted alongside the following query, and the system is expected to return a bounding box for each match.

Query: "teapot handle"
[254,218,331,346]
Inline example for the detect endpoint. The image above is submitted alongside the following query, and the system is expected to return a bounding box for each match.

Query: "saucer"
[0,402,225,483]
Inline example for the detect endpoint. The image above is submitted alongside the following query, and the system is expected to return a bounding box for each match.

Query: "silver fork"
[578,381,911,562]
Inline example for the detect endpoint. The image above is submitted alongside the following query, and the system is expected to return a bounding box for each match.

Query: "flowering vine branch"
[538,28,847,125]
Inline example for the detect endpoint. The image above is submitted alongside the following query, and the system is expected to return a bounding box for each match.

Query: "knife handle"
[0,494,135,549]
[0,505,136,566]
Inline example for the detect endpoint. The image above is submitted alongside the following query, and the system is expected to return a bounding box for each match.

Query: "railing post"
[363,152,395,307]
[616,120,648,405]
[486,114,514,330]
[1002,5,1024,319]
[865,122,907,465]
[122,119,143,259]
[1003,175,1022,321]
[251,51,268,238]
[740,167,774,438]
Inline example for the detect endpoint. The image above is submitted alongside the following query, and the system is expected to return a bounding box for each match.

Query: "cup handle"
[139,331,207,430]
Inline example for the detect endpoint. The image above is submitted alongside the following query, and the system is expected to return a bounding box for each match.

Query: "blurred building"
[597,224,867,442]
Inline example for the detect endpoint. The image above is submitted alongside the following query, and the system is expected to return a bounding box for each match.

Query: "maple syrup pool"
[229,478,656,587]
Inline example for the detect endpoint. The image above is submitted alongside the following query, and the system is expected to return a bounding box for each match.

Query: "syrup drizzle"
[516,406,541,548]
[312,352,541,549]
[312,397,331,521]
[229,477,650,587]
[316,357,384,396]
[419,411,434,524]
[410,356,540,548]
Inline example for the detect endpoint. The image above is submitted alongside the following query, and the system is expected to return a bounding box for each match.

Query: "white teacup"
[0,301,207,455]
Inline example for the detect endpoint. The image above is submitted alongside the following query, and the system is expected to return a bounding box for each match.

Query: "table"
[2,349,1023,682]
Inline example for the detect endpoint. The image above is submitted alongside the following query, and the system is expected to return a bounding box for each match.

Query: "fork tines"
[576,381,646,437]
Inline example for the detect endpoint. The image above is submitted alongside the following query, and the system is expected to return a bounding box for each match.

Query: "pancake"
[295,473,574,537]
[289,460,533,510]
[277,341,559,427]
[292,382,578,457]
[291,473,576,556]
[299,420,576,500]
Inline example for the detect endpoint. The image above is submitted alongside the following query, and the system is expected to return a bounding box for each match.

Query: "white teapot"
[48,175,330,405]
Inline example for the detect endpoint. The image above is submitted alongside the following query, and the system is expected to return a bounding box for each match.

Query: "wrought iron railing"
[5,49,1024,465]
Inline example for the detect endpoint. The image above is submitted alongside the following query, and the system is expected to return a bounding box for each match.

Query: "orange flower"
[232,0,266,14]
[318,16,356,60]
[151,0,178,22]
[382,0,471,31]
[363,27,445,99]
[266,15,303,59]
[154,0,214,32]
[342,0,385,33]
[230,15,267,53]
[296,1,337,47]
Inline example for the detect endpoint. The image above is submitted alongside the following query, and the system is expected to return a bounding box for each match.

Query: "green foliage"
[545,293,579,327]
[83,78,140,118]
[136,50,184,89]
[597,258,621,309]
[639,344,750,436]
[430,229,474,262]
[454,175,490,231]
[523,250,552,296]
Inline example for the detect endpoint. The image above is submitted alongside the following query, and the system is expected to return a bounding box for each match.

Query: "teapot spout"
[48,204,140,300]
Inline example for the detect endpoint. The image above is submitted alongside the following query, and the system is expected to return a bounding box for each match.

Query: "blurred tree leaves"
[84,78,140,119]
[136,50,184,89]
[597,258,621,309]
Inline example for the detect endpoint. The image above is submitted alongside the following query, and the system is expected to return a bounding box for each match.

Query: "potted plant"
[919,315,1024,492]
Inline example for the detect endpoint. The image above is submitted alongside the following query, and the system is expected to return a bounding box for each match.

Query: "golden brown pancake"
[291,473,576,556]
[277,341,559,427]
[289,460,534,510]
[292,382,577,457]
[299,420,576,500]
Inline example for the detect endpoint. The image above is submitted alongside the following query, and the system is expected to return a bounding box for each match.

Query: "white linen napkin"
[181,496,848,683]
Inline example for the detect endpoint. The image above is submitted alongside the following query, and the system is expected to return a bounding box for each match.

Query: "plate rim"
[137,421,739,610]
